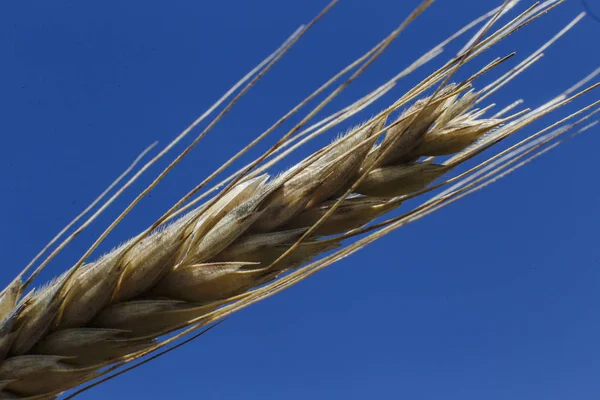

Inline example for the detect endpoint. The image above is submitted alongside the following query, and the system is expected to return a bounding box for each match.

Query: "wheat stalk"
[0,1,598,398]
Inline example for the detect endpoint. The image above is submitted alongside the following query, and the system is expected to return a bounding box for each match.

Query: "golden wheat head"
[0,1,598,398]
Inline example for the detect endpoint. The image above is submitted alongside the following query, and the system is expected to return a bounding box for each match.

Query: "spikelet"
[356,162,449,197]
[152,262,267,302]
[415,116,503,156]
[283,198,398,236]
[374,85,458,167]
[32,328,154,367]
[10,279,65,355]
[0,282,21,324]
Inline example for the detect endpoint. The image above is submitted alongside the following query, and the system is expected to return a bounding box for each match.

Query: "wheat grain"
[0,1,598,398]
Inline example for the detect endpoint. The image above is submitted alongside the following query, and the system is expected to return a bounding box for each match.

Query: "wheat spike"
[0,1,598,398]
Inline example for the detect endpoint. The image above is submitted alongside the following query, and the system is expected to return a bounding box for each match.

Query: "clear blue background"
[1,1,599,399]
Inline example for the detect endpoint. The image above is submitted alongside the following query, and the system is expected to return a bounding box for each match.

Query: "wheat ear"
[1,1,598,399]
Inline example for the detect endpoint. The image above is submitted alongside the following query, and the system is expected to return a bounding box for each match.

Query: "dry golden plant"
[0,1,598,398]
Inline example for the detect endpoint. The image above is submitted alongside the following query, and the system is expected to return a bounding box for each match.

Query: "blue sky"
[1,0,599,399]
